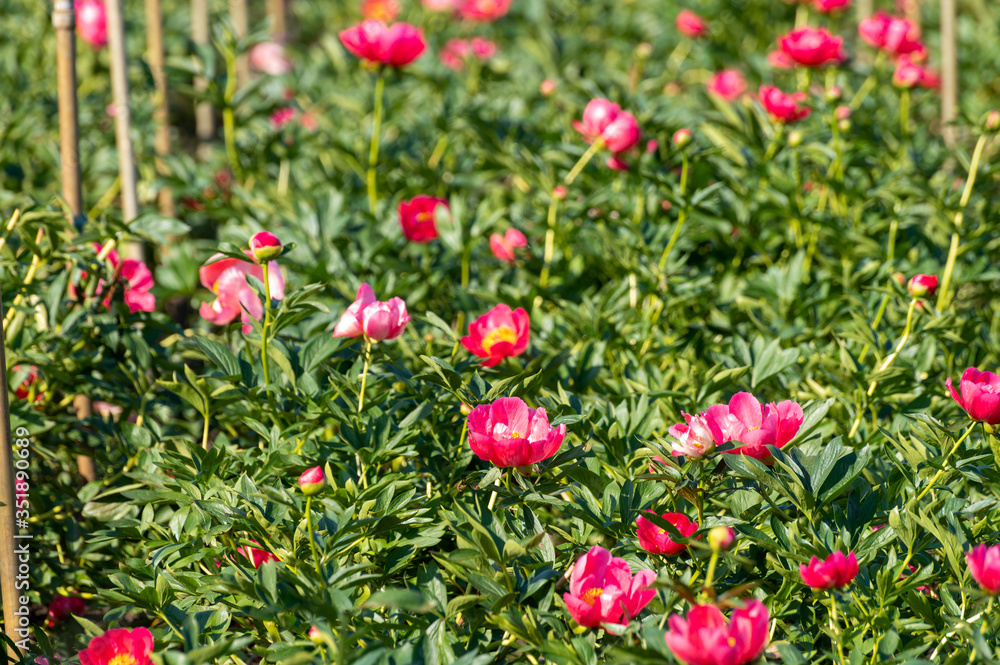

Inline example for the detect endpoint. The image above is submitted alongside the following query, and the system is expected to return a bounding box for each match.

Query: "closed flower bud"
[672,129,692,147]
[985,110,1000,132]
[708,526,736,552]
[553,185,568,200]
[787,130,803,147]
[308,626,324,644]
[907,273,938,299]
[540,79,557,96]
[299,466,327,495]
[824,85,843,102]
[838,118,851,132]
[250,231,283,263]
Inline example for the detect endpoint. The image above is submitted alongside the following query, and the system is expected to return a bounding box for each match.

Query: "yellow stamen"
[581,587,603,607]
[727,637,736,647]
[481,325,517,354]
[109,655,138,665]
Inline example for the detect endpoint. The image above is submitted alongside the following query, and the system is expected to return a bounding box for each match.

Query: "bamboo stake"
[267,0,286,42]
[940,0,958,147]
[0,289,20,660]
[192,0,214,158]
[145,0,174,217]
[230,0,250,87]
[53,0,83,221]
[902,0,920,29]
[856,0,873,21]
[106,0,139,225]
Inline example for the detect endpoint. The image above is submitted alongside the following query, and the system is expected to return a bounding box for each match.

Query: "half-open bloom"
[47,595,86,628]
[799,551,859,589]
[13,365,41,401]
[490,229,527,264]
[664,600,769,665]
[75,0,107,49]
[573,98,640,154]
[250,231,282,263]
[199,252,285,334]
[563,546,656,628]
[703,392,804,460]
[759,85,811,123]
[339,20,426,67]
[636,512,698,556]
[467,396,565,467]
[947,368,1000,425]
[78,627,154,665]
[457,0,513,21]
[706,70,747,101]
[461,304,530,367]
[333,283,409,341]
[907,273,938,298]
[859,12,924,58]
[669,412,716,458]
[676,9,708,38]
[777,27,845,67]
[893,55,939,89]
[240,541,280,568]
[967,544,1000,594]
[92,245,156,314]
[399,196,449,242]
[814,0,851,12]
[250,42,292,75]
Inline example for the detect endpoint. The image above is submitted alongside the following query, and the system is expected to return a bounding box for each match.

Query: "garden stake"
[145,0,174,216]
[267,0,286,41]
[367,71,385,214]
[936,134,987,311]
[53,0,83,221]
[192,0,214,157]
[940,0,957,147]
[0,288,22,659]
[230,0,251,86]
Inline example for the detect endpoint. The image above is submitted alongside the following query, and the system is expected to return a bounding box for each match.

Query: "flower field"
[2,0,1000,663]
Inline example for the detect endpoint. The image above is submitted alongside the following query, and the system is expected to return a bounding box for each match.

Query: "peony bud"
[985,110,1000,132]
[787,130,803,147]
[672,128,692,148]
[907,274,938,299]
[824,86,843,103]
[552,185,568,201]
[539,79,557,96]
[708,526,736,552]
[299,466,327,495]
[834,105,851,121]
[838,118,851,132]
[308,626,324,644]
[250,231,283,263]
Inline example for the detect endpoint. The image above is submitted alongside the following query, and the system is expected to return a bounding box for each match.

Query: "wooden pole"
[106,0,140,226]
[53,0,83,222]
[230,0,250,87]
[192,0,214,158]
[856,0,873,21]
[53,0,98,484]
[145,0,174,217]
[0,288,22,659]
[902,0,920,29]
[267,0,286,42]
[940,0,958,147]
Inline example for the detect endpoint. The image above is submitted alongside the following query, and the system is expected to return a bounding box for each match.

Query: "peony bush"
[1,0,1000,663]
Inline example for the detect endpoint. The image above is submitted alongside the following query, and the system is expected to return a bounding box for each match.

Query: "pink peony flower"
[907,274,938,298]
[490,228,527,264]
[332,283,409,342]
[470,36,498,60]
[947,368,1000,425]
[240,542,280,568]
[361,0,400,22]
[635,512,698,556]
[467,396,565,468]
[456,0,513,22]
[573,98,641,154]
[702,392,804,460]
[799,551,859,589]
[46,594,86,628]
[399,195,449,242]
[777,27,846,68]
[664,600,769,665]
[439,38,471,71]
[461,303,530,367]
[563,546,656,628]
[199,252,285,334]
[299,466,327,495]
[606,155,630,171]
[814,0,851,13]
[13,365,40,402]
[422,0,458,10]
[668,412,716,458]
[90,245,156,314]
[858,12,924,58]
[966,544,1000,594]
[767,49,796,69]
[250,42,292,75]
[758,85,811,123]
[708,526,736,551]
[78,627,154,665]
[893,55,939,89]
[706,69,747,101]
[270,107,296,130]
[540,78,557,96]
[676,9,708,38]
[75,0,107,49]
[339,20,427,67]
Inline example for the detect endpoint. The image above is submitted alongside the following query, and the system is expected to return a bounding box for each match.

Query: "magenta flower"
[706,70,747,101]
[799,551,859,589]
[467,397,565,468]
[947,368,1000,425]
[456,0,513,22]
[676,9,709,38]
[333,283,409,342]
[78,627,154,665]
[461,304,530,367]
[75,0,107,49]
[339,20,427,67]
[858,12,925,59]
[563,546,656,628]
[249,231,282,263]
[635,511,698,556]
[199,252,285,334]
[573,98,641,154]
[702,392,804,460]
[967,544,1000,594]
[299,466,327,495]
[250,42,292,75]
[777,27,846,68]
[489,228,527,264]
[758,85,811,123]
[664,601,769,665]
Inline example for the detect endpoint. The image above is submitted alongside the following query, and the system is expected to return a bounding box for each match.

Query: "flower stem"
[565,138,604,184]
[913,422,978,503]
[657,152,690,277]
[358,338,372,413]
[223,47,241,180]
[899,88,910,149]
[936,134,987,311]
[704,549,720,590]
[866,298,917,396]
[829,592,847,665]
[367,71,386,215]
[306,495,322,577]
[261,262,272,385]
[540,197,558,289]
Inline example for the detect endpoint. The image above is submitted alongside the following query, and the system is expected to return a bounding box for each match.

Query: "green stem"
[704,549,720,590]
[367,71,385,215]
[829,592,846,665]
[565,138,604,184]
[899,88,910,150]
[261,262,272,385]
[358,338,372,413]
[306,496,322,577]
[764,125,784,162]
[223,50,240,179]
[202,413,210,449]
[657,152,690,276]
[866,298,917,396]
[913,422,978,503]
[936,134,988,311]
[540,196,558,289]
